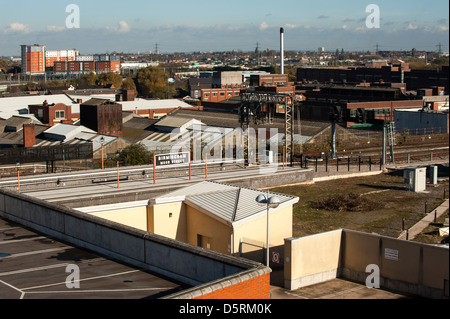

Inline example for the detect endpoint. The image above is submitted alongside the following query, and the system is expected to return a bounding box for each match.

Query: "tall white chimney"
[280,27,285,75]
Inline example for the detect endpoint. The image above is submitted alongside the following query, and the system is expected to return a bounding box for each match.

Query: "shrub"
[311,193,384,212]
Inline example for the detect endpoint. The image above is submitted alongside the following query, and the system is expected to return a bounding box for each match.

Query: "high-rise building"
[21,44,46,74]
[21,45,120,75]
[45,49,79,68]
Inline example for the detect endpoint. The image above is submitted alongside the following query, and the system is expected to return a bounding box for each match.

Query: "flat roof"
[0,217,187,299]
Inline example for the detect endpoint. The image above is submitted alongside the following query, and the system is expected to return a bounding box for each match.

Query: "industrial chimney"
[280,27,285,75]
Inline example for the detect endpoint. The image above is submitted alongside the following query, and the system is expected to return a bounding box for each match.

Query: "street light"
[256,192,281,267]
[100,136,105,170]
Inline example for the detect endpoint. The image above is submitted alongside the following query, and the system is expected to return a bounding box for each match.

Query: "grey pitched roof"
[151,181,299,227]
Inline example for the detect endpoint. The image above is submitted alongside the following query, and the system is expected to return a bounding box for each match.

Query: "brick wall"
[195,272,271,299]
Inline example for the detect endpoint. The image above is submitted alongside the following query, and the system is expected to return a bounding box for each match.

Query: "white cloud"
[3,22,30,34]
[259,21,270,31]
[284,24,298,29]
[406,24,418,30]
[47,25,65,32]
[118,20,131,33]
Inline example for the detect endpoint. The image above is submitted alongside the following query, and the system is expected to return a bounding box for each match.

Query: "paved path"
[398,199,449,241]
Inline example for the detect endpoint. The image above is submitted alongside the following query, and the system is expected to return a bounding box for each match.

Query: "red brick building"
[250,74,290,87]
[21,45,46,74]
[52,60,121,74]
[201,85,244,103]
[28,100,73,126]
[80,98,123,137]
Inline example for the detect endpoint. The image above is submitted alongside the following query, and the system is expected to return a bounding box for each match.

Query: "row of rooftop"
[0,62,448,168]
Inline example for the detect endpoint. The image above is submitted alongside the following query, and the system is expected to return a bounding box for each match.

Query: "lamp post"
[100,136,105,170]
[256,192,281,267]
[16,162,20,193]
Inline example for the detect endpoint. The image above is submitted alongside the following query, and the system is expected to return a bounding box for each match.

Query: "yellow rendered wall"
[147,202,187,242]
[285,230,342,283]
[233,205,293,254]
[186,205,232,255]
[91,207,147,231]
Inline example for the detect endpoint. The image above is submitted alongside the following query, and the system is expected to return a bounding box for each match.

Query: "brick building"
[201,85,244,103]
[250,74,290,87]
[21,44,46,75]
[53,60,121,75]
[297,64,449,92]
[80,98,123,137]
[298,85,426,126]
[28,100,73,126]
[45,49,79,68]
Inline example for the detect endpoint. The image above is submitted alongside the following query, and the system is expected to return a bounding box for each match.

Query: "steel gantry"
[240,92,295,166]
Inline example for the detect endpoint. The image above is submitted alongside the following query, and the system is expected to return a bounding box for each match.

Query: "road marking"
[0,279,25,298]
[0,257,105,277]
[0,247,68,259]
[0,236,46,245]
[0,263,70,277]
[22,269,141,291]
[0,227,20,232]
[25,287,176,295]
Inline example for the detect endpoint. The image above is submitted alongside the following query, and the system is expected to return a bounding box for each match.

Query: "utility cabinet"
[429,165,438,185]
[404,167,426,192]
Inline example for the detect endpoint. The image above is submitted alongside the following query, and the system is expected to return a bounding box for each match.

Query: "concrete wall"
[342,229,449,299]
[284,230,343,290]
[0,188,270,298]
[285,229,449,299]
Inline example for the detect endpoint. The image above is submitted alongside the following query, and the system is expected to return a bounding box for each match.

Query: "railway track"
[302,141,449,159]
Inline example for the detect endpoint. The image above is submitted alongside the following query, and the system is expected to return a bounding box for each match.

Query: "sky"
[0,0,449,56]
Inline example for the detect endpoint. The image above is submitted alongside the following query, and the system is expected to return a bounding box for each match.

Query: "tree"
[136,66,168,99]
[122,76,137,96]
[117,143,152,166]
[83,72,98,86]
[97,72,123,89]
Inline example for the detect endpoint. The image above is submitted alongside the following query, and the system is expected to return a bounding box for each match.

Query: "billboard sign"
[155,152,189,167]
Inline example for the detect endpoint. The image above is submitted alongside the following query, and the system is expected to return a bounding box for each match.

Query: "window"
[55,111,65,119]
[197,234,212,249]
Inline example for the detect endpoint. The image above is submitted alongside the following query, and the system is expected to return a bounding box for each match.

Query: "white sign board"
[385,248,399,261]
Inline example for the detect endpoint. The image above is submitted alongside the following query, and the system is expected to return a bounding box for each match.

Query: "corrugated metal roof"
[153,181,299,226]
[119,99,197,111]
[0,94,77,119]
[156,181,236,200]
[43,123,96,140]
[155,117,202,129]
[34,124,117,150]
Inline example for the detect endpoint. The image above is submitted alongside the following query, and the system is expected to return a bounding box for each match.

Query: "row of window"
[203,91,240,97]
